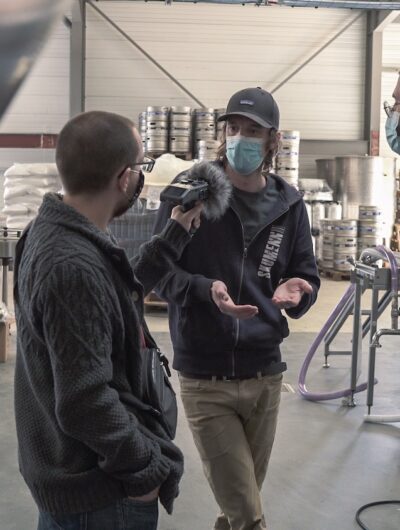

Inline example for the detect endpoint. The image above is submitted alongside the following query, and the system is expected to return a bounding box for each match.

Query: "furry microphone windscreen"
[186,162,232,221]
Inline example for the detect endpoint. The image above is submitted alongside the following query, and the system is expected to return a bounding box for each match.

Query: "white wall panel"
[86,2,366,141]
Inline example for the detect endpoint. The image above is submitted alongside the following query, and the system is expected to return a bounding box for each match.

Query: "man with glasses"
[13,110,202,530]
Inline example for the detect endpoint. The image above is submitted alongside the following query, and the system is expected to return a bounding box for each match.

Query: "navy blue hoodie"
[153,164,320,377]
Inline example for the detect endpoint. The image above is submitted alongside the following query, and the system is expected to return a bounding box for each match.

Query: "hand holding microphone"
[160,162,233,221]
[171,202,203,233]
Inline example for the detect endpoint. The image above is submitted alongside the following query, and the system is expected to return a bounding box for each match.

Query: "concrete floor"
[1,278,400,530]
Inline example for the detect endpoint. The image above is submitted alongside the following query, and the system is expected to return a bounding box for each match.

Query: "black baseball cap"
[217,87,280,130]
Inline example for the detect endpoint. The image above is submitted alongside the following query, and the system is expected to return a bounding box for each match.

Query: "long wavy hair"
[216,122,280,174]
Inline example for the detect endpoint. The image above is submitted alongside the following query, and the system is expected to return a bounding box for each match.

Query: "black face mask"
[114,168,145,219]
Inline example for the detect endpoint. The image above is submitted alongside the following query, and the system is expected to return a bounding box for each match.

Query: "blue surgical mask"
[226,135,264,175]
[385,111,400,154]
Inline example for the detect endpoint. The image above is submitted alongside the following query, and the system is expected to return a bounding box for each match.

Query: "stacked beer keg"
[215,108,226,141]
[193,108,216,158]
[145,106,169,154]
[138,112,147,148]
[275,130,300,188]
[320,219,335,270]
[197,139,219,161]
[333,219,358,272]
[169,106,192,156]
[358,205,384,255]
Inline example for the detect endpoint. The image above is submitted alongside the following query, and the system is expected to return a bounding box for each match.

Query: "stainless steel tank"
[316,159,337,200]
[335,156,396,245]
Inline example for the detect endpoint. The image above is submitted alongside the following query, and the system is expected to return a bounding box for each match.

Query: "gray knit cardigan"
[14,193,190,515]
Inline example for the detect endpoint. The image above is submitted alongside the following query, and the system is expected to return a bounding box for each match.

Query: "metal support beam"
[70,0,86,117]
[270,12,364,95]
[87,0,206,108]
[364,10,397,154]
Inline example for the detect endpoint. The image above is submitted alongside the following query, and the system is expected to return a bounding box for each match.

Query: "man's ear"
[117,167,130,193]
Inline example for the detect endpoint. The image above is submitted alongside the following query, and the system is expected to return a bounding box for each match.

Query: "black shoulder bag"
[139,328,178,440]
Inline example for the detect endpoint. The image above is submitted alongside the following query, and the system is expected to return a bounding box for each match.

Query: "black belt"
[180,370,271,381]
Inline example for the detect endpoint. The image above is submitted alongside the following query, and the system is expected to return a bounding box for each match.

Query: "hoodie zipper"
[232,245,248,375]
[229,204,290,376]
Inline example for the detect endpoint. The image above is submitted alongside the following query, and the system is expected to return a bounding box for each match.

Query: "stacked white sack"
[3,163,61,229]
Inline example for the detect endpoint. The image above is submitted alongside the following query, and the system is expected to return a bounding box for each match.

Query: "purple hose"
[375,245,398,294]
[298,246,398,401]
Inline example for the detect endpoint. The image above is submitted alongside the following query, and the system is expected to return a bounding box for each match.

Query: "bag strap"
[139,327,146,349]
[140,326,172,378]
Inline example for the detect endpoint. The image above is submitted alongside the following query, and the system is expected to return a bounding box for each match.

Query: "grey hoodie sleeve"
[132,218,191,296]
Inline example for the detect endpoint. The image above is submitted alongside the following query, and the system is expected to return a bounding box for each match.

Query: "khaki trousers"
[179,372,282,530]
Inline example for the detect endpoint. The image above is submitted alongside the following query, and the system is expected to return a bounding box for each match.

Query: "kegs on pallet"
[145,106,169,154]
[198,139,219,161]
[194,108,216,158]
[275,130,300,188]
[276,168,298,187]
[358,205,383,222]
[357,205,384,255]
[170,106,192,155]
[320,219,335,269]
[333,220,358,272]
[333,219,358,237]
[139,111,147,147]
[321,232,334,269]
[358,220,382,237]
[334,235,357,272]
[358,235,383,256]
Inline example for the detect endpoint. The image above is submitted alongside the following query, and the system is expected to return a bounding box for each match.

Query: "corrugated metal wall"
[380,23,400,159]
[86,2,366,142]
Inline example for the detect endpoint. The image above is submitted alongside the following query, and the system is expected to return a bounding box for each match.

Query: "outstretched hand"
[271,278,313,309]
[211,280,258,320]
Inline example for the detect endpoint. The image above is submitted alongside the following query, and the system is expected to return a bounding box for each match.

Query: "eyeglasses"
[135,155,155,173]
[130,168,145,204]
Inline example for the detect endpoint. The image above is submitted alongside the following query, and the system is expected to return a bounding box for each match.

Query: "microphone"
[160,162,232,221]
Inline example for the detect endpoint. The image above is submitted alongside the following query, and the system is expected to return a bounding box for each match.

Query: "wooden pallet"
[319,268,351,281]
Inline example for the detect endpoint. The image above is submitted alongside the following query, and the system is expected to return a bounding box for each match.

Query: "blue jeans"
[37,498,159,530]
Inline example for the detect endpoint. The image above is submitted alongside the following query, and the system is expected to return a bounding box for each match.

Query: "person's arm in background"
[385,105,400,155]
[272,200,320,318]
[385,72,400,154]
